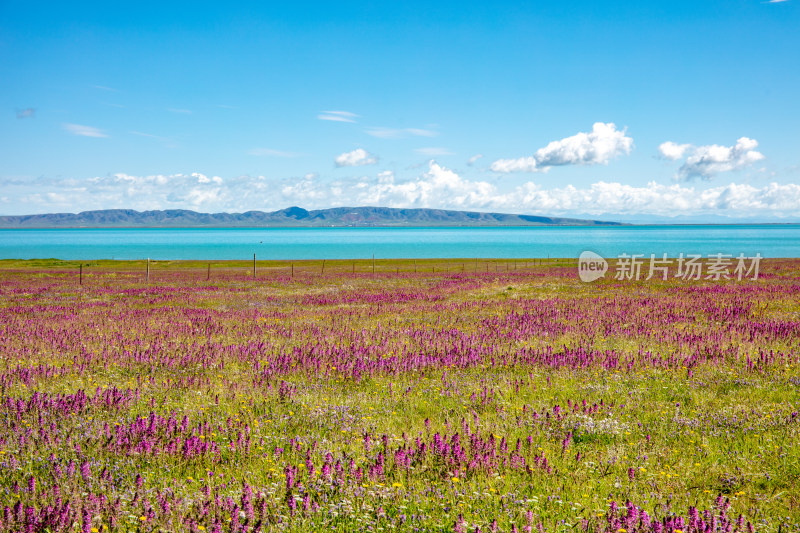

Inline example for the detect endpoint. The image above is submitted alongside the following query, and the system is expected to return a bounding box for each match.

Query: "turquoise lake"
[0,225,798,260]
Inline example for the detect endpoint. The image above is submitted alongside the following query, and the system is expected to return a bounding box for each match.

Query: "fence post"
[207,263,210,281]
[147,258,150,283]
[253,253,256,278]
[322,260,325,274]
[79,264,82,285]
[372,254,375,276]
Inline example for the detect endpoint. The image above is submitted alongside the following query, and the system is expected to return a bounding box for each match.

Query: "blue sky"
[2,0,799,220]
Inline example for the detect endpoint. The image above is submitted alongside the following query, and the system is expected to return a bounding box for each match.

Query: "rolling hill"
[0,207,623,228]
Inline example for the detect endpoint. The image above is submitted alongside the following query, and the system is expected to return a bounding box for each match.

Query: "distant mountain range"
[0,207,623,228]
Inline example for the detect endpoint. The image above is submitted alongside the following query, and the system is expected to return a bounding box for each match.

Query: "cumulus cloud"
[63,123,108,138]
[535,123,633,167]
[668,137,765,181]
[335,148,377,167]
[514,181,800,218]
[366,127,438,139]
[356,161,496,209]
[658,141,691,160]
[280,173,331,203]
[318,111,358,123]
[491,122,633,173]
[8,164,800,219]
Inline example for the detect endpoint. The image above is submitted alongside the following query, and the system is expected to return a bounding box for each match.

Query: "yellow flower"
[91,529,99,533]
[392,482,402,488]
[451,477,460,482]
[198,527,206,531]
[139,516,147,521]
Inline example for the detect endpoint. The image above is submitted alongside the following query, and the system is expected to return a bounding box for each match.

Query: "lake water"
[0,225,799,260]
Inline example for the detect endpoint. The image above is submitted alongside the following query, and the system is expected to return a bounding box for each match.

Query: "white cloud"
[280,173,332,203]
[318,111,358,123]
[658,141,691,160]
[535,123,633,167]
[669,137,765,180]
[467,154,483,166]
[357,161,496,209]
[502,181,800,217]
[415,147,454,156]
[10,164,800,219]
[490,157,539,173]
[335,148,377,167]
[491,122,633,173]
[63,123,108,138]
[366,127,438,139]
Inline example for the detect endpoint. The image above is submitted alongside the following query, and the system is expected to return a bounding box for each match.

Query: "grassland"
[0,258,798,532]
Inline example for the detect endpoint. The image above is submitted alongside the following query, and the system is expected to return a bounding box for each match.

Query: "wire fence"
[0,257,571,286]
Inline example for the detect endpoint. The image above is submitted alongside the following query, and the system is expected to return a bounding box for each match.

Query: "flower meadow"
[1,258,799,533]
